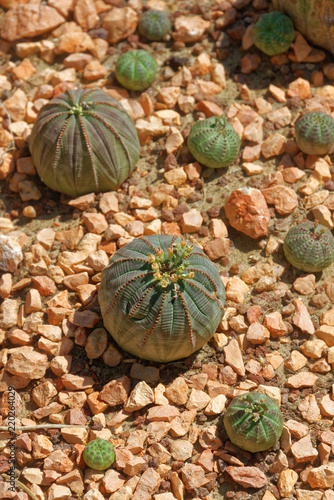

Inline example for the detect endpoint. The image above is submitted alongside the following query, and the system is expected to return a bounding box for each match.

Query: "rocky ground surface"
[0,0,334,499]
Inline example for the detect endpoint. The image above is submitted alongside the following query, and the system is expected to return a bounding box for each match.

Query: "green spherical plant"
[29,88,140,197]
[83,439,115,470]
[253,11,295,55]
[139,9,171,41]
[295,111,334,155]
[283,220,334,273]
[98,235,225,363]
[224,392,284,453]
[115,50,158,91]
[187,116,241,169]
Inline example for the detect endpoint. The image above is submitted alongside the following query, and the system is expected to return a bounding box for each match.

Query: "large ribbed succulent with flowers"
[283,221,334,272]
[99,235,225,363]
[224,392,284,452]
[253,11,295,55]
[29,88,140,197]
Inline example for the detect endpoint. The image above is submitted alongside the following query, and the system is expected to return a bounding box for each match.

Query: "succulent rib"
[141,290,167,348]
[78,115,99,191]
[85,110,132,168]
[109,271,153,310]
[53,116,72,180]
[176,287,195,348]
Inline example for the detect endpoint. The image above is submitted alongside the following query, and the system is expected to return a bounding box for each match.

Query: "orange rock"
[268,84,286,103]
[292,32,312,62]
[157,86,181,108]
[83,60,107,81]
[261,133,286,158]
[1,4,65,42]
[197,100,224,117]
[48,0,74,18]
[241,53,261,74]
[287,78,311,100]
[12,58,36,80]
[225,188,270,239]
[3,88,27,122]
[173,15,210,43]
[74,0,99,30]
[261,185,298,215]
[311,71,324,87]
[102,6,138,44]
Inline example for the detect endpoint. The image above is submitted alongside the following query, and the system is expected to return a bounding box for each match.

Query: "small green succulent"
[83,439,115,470]
[295,111,334,155]
[283,220,334,273]
[139,9,171,41]
[224,392,284,453]
[187,116,241,169]
[115,50,158,91]
[253,11,295,55]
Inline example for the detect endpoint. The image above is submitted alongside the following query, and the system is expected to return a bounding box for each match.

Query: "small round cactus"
[253,11,295,56]
[283,220,334,273]
[139,9,171,41]
[115,50,158,91]
[187,116,241,169]
[224,392,284,453]
[98,235,225,363]
[295,111,334,155]
[83,439,115,470]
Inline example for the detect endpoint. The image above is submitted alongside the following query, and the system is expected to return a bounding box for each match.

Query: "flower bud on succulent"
[99,235,225,362]
[187,116,241,169]
[295,111,334,155]
[83,439,115,470]
[224,392,284,452]
[115,50,157,91]
[283,220,334,272]
[139,9,171,41]
[253,11,295,55]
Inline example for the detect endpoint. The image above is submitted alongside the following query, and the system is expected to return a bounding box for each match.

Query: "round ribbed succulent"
[29,88,140,197]
[187,116,241,169]
[224,392,284,453]
[83,439,115,470]
[139,9,171,41]
[283,221,334,273]
[295,111,334,155]
[115,50,158,91]
[253,11,295,55]
[98,235,225,363]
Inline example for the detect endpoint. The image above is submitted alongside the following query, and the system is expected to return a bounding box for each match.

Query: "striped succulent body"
[253,11,295,55]
[29,89,140,197]
[139,9,171,41]
[83,439,115,470]
[224,392,284,453]
[272,0,334,54]
[295,111,334,155]
[187,116,241,169]
[115,50,158,91]
[98,235,225,363]
[283,221,334,272]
